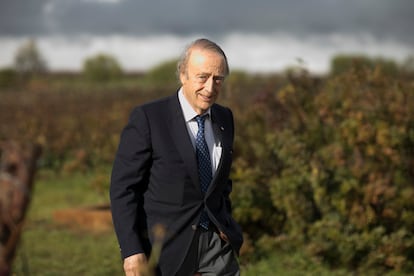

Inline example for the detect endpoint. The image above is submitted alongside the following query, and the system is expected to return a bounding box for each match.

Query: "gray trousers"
[176,227,240,276]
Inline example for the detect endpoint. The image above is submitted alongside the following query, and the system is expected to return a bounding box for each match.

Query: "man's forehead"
[190,47,223,59]
[190,50,225,66]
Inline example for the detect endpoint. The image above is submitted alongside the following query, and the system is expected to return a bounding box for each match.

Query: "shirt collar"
[178,88,211,122]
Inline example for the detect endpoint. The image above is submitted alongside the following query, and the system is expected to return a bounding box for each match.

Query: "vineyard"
[1,57,414,274]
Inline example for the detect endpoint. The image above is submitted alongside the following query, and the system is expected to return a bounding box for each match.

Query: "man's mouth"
[199,94,212,101]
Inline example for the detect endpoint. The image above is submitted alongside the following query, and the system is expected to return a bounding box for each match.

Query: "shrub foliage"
[82,53,123,82]
[230,65,414,273]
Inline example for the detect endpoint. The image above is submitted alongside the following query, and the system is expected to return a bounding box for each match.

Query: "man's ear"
[179,72,186,85]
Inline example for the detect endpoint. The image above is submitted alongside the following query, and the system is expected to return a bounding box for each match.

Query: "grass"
[243,252,410,276]
[11,170,411,275]
[242,252,349,276]
[12,169,124,275]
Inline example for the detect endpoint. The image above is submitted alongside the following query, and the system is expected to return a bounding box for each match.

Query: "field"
[11,171,352,275]
[11,169,122,275]
[2,58,414,275]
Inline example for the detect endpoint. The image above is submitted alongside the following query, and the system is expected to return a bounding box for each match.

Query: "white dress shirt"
[178,89,222,175]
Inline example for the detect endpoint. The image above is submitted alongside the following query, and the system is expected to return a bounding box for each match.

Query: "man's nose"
[204,76,214,93]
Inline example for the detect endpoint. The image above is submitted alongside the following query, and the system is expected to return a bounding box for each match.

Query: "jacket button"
[192,224,197,230]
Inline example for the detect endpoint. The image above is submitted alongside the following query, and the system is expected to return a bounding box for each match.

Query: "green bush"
[0,68,18,88]
[145,59,179,85]
[231,66,414,273]
[330,54,399,77]
[82,53,123,82]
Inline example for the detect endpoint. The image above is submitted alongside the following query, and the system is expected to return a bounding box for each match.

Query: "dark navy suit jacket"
[110,92,243,275]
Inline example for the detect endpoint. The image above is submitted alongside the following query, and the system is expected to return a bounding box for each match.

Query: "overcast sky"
[1,0,413,73]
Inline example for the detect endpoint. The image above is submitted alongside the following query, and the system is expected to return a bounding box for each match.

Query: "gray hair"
[177,38,230,79]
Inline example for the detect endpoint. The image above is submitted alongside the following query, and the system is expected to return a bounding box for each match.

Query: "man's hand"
[123,253,148,276]
[219,231,229,243]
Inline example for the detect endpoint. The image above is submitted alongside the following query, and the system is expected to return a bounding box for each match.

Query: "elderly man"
[110,38,243,275]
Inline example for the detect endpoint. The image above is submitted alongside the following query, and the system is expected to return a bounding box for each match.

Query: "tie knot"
[195,114,208,128]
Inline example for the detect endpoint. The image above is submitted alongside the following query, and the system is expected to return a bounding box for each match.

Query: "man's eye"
[214,77,225,84]
[198,75,208,80]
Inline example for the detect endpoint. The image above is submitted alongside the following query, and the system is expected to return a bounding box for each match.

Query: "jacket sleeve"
[110,106,152,259]
[223,179,233,214]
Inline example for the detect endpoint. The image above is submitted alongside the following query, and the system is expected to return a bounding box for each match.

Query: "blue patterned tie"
[195,115,212,229]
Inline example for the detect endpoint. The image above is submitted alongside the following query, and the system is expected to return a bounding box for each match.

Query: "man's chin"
[202,103,213,110]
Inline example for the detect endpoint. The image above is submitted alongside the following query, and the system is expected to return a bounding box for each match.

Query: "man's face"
[180,48,227,115]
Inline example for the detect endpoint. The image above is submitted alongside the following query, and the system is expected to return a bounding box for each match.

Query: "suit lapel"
[167,94,201,192]
[208,105,232,194]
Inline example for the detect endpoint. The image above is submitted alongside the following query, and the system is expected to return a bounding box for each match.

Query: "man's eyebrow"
[213,75,225,80]
[195,73,225,80]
